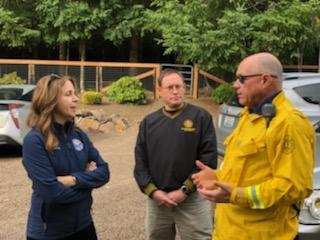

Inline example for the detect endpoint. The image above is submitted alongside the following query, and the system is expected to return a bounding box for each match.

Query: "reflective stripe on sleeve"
[246,185,265,209]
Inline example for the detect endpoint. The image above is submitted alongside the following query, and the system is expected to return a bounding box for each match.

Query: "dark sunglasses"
[236,74,277,84]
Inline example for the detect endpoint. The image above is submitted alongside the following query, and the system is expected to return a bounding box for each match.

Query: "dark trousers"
[27,222,97,240]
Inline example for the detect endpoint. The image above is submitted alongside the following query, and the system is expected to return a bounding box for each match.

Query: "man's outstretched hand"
[191,160,218,190]
[197,181,232,203]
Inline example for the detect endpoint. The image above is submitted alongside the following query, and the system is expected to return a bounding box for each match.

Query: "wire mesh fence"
[0,60,161,98]
[3,59,312,99]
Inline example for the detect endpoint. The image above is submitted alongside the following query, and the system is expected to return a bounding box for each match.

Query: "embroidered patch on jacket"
[181,119,196,132]
[283,135,295,154]
[72,139,84,151]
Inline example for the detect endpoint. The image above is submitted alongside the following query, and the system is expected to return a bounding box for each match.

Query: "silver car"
[0,84,35,145]
[216,73,320,239]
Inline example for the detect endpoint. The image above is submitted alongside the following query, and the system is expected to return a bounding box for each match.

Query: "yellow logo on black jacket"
[181,119,196,132]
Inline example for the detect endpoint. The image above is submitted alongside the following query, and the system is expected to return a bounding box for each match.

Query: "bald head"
[234,52,283,108]
[241,52,283,81]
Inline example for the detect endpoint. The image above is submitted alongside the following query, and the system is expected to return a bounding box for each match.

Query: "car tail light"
[8,103,23,129]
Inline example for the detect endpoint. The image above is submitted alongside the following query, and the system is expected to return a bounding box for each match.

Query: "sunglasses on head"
[48,73,61,82]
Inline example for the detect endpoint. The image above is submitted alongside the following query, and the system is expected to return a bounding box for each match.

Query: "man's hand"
[167,190,187,204]
[86,161,97,172]
[151,190,178,208]
[191,160,218,190]
[198,181,232,203]
[57,175,77,187]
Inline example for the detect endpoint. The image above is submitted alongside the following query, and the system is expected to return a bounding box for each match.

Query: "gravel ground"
[0,98,219,240]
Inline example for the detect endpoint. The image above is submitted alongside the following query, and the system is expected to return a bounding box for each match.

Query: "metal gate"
[160,64,193,95]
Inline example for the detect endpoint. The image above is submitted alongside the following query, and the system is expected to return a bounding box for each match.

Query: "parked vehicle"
[216,73,320,240]
[0,84,35,145]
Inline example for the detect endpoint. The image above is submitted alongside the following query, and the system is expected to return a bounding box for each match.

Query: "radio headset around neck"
[261,103,276,128]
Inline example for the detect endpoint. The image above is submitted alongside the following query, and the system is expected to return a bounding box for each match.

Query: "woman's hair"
[27,74,77,152]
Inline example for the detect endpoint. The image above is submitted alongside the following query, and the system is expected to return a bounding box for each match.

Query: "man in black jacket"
[134,68,217,240]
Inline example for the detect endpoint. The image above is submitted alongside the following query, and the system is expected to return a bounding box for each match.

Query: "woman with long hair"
[22,74,109,240]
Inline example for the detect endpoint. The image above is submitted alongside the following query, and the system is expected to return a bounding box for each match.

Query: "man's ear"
[261,74,273,88]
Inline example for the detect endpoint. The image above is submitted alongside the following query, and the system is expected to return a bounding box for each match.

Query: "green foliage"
[0,72,25,85]
[54,1,106,43]
[104,4,147,44]
[0,7,39,47]
[1,0,320,80]
[147,0,320,79]
[107,76,146,104]
[211,83,236,105]
[81,91,103,105]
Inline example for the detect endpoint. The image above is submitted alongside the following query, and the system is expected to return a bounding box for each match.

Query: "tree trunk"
[79,40,86,92]
[318,42,320,73]
[30,45,38,59]
[65,43,70,75]
[297,44,305,72]
[58,43,66,75]
[129,35,139,62]
[59,43,66,60]
[129,35,140,76]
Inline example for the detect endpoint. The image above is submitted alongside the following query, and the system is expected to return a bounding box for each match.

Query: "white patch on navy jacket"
[72,139,84,151]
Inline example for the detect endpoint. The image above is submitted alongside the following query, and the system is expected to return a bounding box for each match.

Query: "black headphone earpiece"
[261,103,276,128]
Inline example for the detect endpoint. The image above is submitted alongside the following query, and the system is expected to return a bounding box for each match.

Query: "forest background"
[0,0,319,81]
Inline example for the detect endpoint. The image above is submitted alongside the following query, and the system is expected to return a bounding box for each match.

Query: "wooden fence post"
[192,64,199,99]
[28,64,35,84]
[80,63,84,92]
[95,66,99,91]
[155,65,161,99]
[99,66,103,90]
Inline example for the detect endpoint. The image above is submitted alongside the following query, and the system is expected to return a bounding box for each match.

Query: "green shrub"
[0,72,25,85]
[211,83,236,104]
[81,91,103,105]
[107,76,146,104]
[100,86,109,97]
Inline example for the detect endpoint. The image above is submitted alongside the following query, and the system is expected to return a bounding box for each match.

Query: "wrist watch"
[180,185,191,196]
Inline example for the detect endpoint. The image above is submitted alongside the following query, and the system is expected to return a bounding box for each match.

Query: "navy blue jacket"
[22,122,109,240]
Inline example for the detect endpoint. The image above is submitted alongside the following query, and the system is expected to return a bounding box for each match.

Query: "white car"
[216,73,320,239]
[0,84,35,145]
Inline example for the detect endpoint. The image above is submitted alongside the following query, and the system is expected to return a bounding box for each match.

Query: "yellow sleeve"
[230,118,314,209]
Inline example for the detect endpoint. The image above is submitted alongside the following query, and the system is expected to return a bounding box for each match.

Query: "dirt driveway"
[0,98,219,240]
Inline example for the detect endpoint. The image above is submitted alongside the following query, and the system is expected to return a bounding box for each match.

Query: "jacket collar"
[249,91,281,115]
[241,91,284,122]
[52,121,74,135]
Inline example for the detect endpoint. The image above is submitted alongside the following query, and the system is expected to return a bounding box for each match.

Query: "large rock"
[111,114,130,133]
[76,111,130,134]
[77,118,100,133]
[99,122,115,134]
[76,110,94,118]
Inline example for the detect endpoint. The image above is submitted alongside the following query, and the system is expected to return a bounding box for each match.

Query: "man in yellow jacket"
[192,52,315,240]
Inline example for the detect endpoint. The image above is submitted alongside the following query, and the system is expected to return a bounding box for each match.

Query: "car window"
[315,121,320,133]
[19,89,34,102]
[0,88,24,100]
[293,83,320,104]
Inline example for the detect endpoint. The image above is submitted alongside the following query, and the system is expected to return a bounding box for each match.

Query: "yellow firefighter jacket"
[214,92,315,240]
